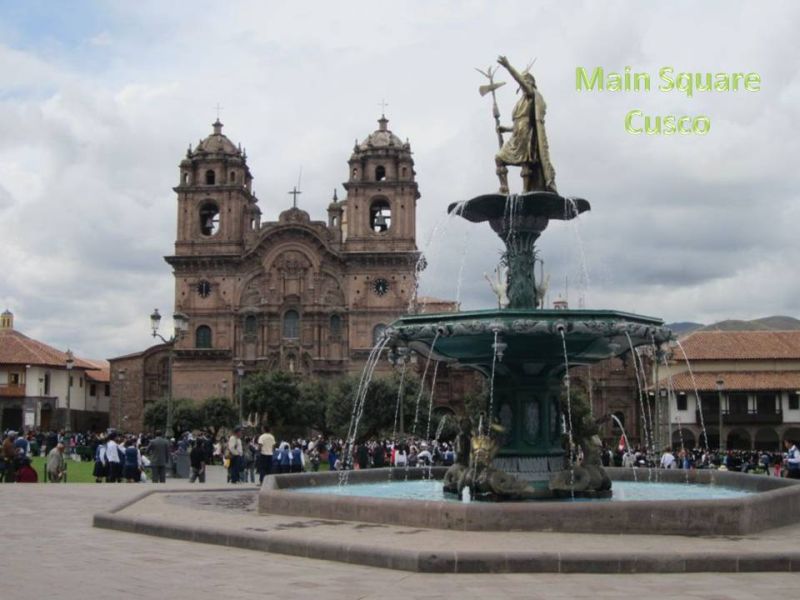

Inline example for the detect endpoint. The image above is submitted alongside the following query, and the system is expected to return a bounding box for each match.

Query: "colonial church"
[111,114,439,427]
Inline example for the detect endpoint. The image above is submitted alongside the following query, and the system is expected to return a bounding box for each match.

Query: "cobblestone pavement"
[4,478,800,599]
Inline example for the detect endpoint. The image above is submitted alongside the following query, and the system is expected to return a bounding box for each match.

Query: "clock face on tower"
[372,278,390,296]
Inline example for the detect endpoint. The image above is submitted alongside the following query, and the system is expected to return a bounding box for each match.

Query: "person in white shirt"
[227,427,243,483]
[784,439,800,479]
[660,449,676,469]
[106,433,122,482]
[256,425,276,483]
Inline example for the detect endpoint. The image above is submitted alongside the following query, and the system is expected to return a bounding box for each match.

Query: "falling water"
[388,360,408,483]
[559,328,576,499]
[434,413,449,442]
[454,227,470,307]
[658,351,690,483]
[609,413,638,482]
[586,366,594,418]
[674,339,710,450]
[340,336,391,485]
[559,329,575,461]
[424,361,442,442]
[411,332,441,434]
[564,197,591,306]
[410,203,465,313]
[487,330,500,435]
[624,332,654,475]
[674,412,690,483]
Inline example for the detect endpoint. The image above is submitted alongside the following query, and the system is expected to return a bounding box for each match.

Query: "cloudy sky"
[1,0,798,359]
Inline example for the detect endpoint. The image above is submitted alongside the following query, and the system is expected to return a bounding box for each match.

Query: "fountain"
[384,56,671,500]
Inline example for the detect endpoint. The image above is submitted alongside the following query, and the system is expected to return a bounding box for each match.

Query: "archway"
[754,427,780,451]
[783,427,800,446]
[726,428,751,451]
[671,428,695,450]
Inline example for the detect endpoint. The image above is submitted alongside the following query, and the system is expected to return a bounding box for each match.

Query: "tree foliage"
[242,370,301,431]
[142,397,201,438]
[198,396,238,438]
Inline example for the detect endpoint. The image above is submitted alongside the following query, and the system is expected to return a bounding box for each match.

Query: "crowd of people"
[4,425,800,483]
[604,440,800,478]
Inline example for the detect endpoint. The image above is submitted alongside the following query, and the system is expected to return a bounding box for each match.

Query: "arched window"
[283,310,299,339]
[330,314,342,339]
[352,168,358,180]
[369,199,391,233]
[196,326,212,348]
[229,170,236,183]
[205,169,216,185]
[199,202,220,236]
[373,323,387,345]
[401,166,407,178]
[244,315,257,336]
[375,165,386,181]
[183,172,189,185]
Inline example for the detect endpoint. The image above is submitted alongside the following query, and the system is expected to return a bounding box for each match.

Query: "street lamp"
[117,369,126,431]
[150,308,189,436]
[236,361,245,427]
[65,349,74,432]
[716,378,725,454]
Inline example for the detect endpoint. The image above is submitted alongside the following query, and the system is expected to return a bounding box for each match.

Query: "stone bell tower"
[173,120,260,257]
[341,115,421,354]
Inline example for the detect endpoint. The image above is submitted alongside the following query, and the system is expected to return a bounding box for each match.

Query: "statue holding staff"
[494,55,557,194]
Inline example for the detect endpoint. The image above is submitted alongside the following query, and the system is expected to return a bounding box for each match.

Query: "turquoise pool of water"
[293,478,754,502]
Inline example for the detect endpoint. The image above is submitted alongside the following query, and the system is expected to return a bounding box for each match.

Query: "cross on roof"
[214,103,224,120]
[288,186,302,208]
[378,99,389,116]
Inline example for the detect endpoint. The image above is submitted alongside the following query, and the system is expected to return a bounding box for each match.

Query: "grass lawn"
[29,456,97,483]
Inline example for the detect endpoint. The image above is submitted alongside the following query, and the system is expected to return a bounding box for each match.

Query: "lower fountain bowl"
[258,467,800,536]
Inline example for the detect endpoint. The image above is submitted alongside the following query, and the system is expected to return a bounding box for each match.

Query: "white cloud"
[0,0,799,360]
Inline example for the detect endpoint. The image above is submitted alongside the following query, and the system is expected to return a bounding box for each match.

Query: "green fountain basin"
[388,309,672,481]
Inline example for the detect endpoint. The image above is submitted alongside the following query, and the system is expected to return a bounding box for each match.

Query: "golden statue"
[494,55,557,194]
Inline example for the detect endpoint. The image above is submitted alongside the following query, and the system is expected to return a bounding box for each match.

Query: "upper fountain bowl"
[448,191,590,223]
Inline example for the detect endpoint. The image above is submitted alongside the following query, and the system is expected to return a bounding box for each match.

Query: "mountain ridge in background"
[666,315,800,336]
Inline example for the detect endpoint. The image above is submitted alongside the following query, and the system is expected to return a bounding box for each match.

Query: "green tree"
[297,378,335,435]
[325,372,420,441]
[143,397,201,438]
[242,370,300,431]
[198,396,238,439]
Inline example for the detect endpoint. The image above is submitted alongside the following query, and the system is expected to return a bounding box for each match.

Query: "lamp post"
[150,309,189,437]
[716,378,725,455]
[65,349,74,432]
[236,361,245,427]
[117,369,126,431]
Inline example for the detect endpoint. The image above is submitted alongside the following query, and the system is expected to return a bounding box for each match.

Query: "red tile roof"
[675,330,800,360]
[664,370,800,392]
[0,329,96,369]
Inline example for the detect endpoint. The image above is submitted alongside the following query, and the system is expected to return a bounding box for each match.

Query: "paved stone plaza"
[4,466,799,598]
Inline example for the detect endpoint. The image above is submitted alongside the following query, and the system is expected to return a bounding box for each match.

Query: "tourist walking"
[148,430,170,483]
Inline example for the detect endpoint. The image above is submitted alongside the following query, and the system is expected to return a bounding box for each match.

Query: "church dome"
[193,120,241,156]
[356,116,407,151]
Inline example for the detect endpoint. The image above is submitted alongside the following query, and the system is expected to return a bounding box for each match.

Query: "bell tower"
[342,114,420,354]
[341,115,419,251]
[173,120,260,256]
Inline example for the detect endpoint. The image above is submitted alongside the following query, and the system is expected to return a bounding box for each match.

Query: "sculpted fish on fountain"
[387,55,672,500]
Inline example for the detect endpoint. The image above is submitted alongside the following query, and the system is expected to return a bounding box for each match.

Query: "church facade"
[113,115,427,419]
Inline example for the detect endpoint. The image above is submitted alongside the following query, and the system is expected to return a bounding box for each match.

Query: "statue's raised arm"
[492,55,557,194]
[497,56,535,96]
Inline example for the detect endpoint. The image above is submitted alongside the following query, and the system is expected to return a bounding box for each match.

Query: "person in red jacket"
[16,457,38,483]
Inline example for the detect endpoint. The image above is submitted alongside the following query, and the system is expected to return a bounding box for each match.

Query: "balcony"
[0,384,26,398]
[723,410,783,425]
[696,408,784,425]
